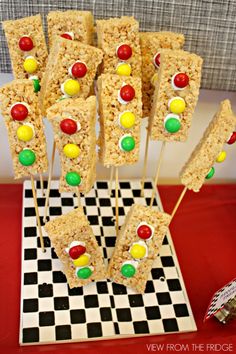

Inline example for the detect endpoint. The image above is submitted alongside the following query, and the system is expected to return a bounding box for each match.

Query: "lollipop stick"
[39,174,44,195]
[115,167,119,236]
[150,141,166,207]
[108,166,114,196]
[140,128,150,197]
[31,175,45,252]
[77,190,81,207]
[170,186,188,220]
[43,140,56,223]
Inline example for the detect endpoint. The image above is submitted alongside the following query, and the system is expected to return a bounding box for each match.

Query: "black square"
[116,308,132,322]
[97,182,108,189]
[163,318,178,332]
[39,311,55,326]
[151,268,165,279]
[102,216,114,226]
[174,304,189,317]
[133,321,149,334]
[162,236,168,245]
[123,198,134,206]
[156,292,172,305]
[110,296,115,308]
[24,227,37,237]
[68,286,83,296]
[111,189,121,198]
[167,279,181,291]
[70,309,86,324]
[133,189,141,197]
[84,295,99,308]
[105,237,116,247]
[24,207,36,217]
[23,299,38,312]
[145,198,157,206]
[114,322,120,334]
[145,281,155,293]
[99,198,111,206]
[129,295,144,307]
[85,197,96,206]
[24,272,38,285]
[100,307,112,321]
[23,327,39,343]
[161,256,175,267]
[112,283,127,295]
[54,297,69,310]
[96,281,109,294]
[51,248,58,259]
[37,198,46,207]
[49,207,62,216]
[61,198,74,206]
[49,189,60,197]
[87,323,102,338]
[145,306,161,320]
[25,189,33,198]
[24,248,37,260]
[37,236,51,248]
[87,215,99,225]
[39,283,53,298]
[53,271,67,283]
[120,182,131,189]
[38,259,52,271]
[56,325,71,340]
[96,236,102,246]
[144,182,152,189]
[103,247,107,259]
[112,206,125,216]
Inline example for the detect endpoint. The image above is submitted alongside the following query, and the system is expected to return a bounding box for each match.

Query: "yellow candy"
[119,111,136,129]
[130,244,146,259]
[116,63,132,76]
[73,254,90,267]
[63,143,80,159]
[151,73,158,86]
[63,79,80,96]
[17,125,34,142]
[216,150,226,163]
[23,57,38,74]
[169,97,186,114]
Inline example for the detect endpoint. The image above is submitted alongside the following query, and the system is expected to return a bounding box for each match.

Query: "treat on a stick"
[39,37,103,115]
[44,208,106,288]
[140,31,185,118]
[108,204,171,293]
[47,10,94,48]
[46,96,97,194]
[96,16,141,77]
[3,15,48,88]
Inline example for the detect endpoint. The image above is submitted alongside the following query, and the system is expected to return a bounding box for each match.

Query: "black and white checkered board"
[20,180,196,345]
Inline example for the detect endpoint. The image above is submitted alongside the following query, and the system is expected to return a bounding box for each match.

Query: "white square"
[54,310,71,325]
[130,307,146,321]
[101,322,115,337]
[37,271,52,284]
[142,293,158,307]
[22,312,38,328]
[39,326,56,342]
[53,283,69,296]
[159,304,175,318]
[113,295,130,308]
[170,291,186,304]
[148,319,164,334]
[71,324,88,339]
[23,285,38,299]
[38,298,54,312]
[176,316,196,331]
[117,322,134,335]
[69,296,84,310]
[85,308,101,322]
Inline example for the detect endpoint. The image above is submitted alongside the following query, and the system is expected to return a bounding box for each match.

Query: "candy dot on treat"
[23,57,38,74]
[63,79,80,96]
[227,132,236,145]
[119,135,135,152]
[63,143,80,159]
[121,263,136,278]
[151,73,158,86]
[32,79,40,92]
[73,254,90,267]
[117,44,132,60]
[130,244,146,259]
[17,125,34,142]
[216,150,226,163]
[119,111,136,129]
[205,167,215,180]
[168,97,186,114]
[18,149,36,166]
[137,224,153,240]
[120,85,135,102]
[77,267,92,279]
[60,118,78,135]
[164,115,181,134]
[11,103,28,121]
[71,62,87,78]
[60,33,73,40]
[65,171,81,186]
[19,36,34,51]
[69,245,86,259]
[116,63,132,76]
[153,52,160,68]
[173,73,189,89]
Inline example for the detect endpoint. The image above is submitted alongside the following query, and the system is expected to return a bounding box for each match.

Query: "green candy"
[66,171,81,186]
[120,136,135,152]
[77,267,92,279]
[121,263,136,278]
[205,167,215,179]
[32,79,41,92]
[18,149,36,166]
[165,117,181,133]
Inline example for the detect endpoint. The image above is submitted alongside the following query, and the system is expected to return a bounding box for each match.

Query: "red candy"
[60,118,77,135]
[173,73,189,89]
[153,52,160,67]
[120,84,135,102]
[71,62,87,78]
[61,33,73,40]
[117,44,132,61]
[11,103,28,121]
[137,224,152,240]
[19,36,34,51]
[69,245,86,260]
[227,132,236,145]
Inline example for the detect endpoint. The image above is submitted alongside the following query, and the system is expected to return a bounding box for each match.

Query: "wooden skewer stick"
[170,186,188,220]
[43,141,56,223]
[140,128,150,197]
[108,166,114,196]
[39,174,44,196]
[31,175,45,252]
[150,141,166,207]
[115,167,119,236]
[77,190,81,207]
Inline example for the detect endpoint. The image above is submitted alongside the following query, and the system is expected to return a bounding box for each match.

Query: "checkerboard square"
[133,321,149,334]
[68,286,83,296]
[49,207,62,216]
[53,271,67,283]
[161,256,175,267]
[39,283,53,298]
[24,248,37,260]
[61,198,74,206]
[116,308,132,322]
[38,260,52,271]
[24,272,38,285]
[145,306,161,320]
[167,279,182,291]
[54,297,69,310]
[156,292,172,305]
[112,283,127,295]
[23,327,39,343]
[70,309,86,324]
[100,307,112,321]
[23,299,38,312]
[84,295,99,308]
[96,282,109,294]
[151,268,165,280]
[39,311,55,326]
[128,295,144,307]
[162,318,178,332]
[87,322,102,338]
[174,304,189,317]
[144,281,155,293]
[24,226,37,237]
[56,325,71,340]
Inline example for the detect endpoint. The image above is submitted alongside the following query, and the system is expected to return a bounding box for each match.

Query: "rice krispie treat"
[180,100,236,192]
[149,49,203,142]
[47,10,94,48]
[3,15,48,89]
[108,204,171,293]
[39,37,103,115]
[140,32,185,118]
[0,79,48,178]
[46,96,96,194]
[96,16,141,77]
[97,74,142,167]
[44,208,106,288]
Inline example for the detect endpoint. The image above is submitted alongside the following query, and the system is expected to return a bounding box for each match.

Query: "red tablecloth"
[0,184,235,354]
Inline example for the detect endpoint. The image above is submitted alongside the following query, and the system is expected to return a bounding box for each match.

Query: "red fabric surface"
[0,184,235,354]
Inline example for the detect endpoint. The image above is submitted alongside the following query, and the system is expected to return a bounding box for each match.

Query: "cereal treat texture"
[39,37,103,116]
[47,96,97,194]
[0,80,48,179]
[108,204,171,293]
[47,10,94,48]
[96,16,141,77]
[97,74,142,167]
[140,32,185,118]
[180,100,236,192]
[3,15,48,81]
[149,49,203,142]
[44,208,106,288]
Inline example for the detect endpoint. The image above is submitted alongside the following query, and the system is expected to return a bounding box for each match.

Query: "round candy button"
[153,52,160,68]
[227,132,236,145]
[73,254,90,267]
[130,243,146,259]
[17,125,34,142]
[66,171,81,186]
[119,84,135,102]
[23,57,38,74]
[216,151,226,163]
[119,135,135,152]
[61,32,73,40]
[60,118,78,135]
[62,79,80,96]
[137,224,153,240]
[172,73,189,89]
[19,36,34,51]
[164,114,181,133]
[205,167,215,180]
[121,263,136,278]
[11,103,28,121]
[63,143,80,159]
[76,267,92,279]
[168,97,186,114]
[116,63,132,76]
[69,245,86,259]
[119,111,136,129]
[18,149,36,166]
[70,62,87,78]
[32,79,40,92]
[116,44,132,60]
